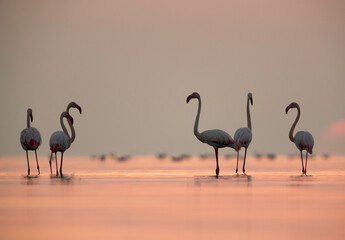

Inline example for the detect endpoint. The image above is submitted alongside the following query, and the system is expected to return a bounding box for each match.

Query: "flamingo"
[20,108,42,175]
[66,101,82,144]
[49,111,74,176]
[234,93,253,174]
[285,102,314,175]
[186,92,240,177]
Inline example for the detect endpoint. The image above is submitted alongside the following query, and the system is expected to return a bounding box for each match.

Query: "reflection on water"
[1,156,345,240]
[49,174,76,185]
[21,175,39,185]
[194,174,252,186]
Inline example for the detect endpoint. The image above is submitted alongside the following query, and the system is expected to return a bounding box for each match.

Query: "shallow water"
[1,155,345,240]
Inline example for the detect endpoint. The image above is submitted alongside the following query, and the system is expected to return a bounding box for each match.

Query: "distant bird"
[234,93,253,174]
[286,102,314,175]
[49,112,74,176]
[187,92,240,177]
[20,108,42,175]
[66,102,82,144]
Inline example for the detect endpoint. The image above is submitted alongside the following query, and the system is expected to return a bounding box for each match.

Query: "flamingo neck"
[26,112,31,128]
[194,96,202,141]
[247,97,252,130]
[60,115,73,147]
[66,107,76,143]
[289,105,300,143]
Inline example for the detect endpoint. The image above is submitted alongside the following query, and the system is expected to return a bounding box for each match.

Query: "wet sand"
[1,155,345,239]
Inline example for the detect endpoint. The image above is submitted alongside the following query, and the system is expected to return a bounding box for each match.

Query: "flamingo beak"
[76,104,82,114]
[186,95,193,104]
[30,113,33,122]
[250,97,253,105]
[285,105,291,114]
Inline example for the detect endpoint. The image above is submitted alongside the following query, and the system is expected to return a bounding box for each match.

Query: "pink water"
[1,155,345,239]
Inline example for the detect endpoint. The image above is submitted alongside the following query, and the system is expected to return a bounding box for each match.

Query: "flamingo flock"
[186,92,314,176]
[21,102,82,177]
[20,94,315,177]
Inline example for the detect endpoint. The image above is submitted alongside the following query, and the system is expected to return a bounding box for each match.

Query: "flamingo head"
[285,102,299,114]
[67,101,82,114]
[186,92,200,104]
[248,92,253,105]
[63,112,74,125]
[27,108,33,122]
[229,140,241,151]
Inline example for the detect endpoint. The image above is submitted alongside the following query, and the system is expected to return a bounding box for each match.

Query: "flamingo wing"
[201,129,233,147]
[20,127,41,150]
[49,131,69,152]
[234,127,252,147]
[295,131,314,154]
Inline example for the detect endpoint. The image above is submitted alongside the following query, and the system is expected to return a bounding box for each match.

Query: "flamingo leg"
[214,148,219,177]
[300,151,305,175]
[26,150,30,176]
[55,152,58,176]
[305,152,308,175]
[49,152,53,174]
[242,147,248,174]
[236,151,239,173]
[60,152,64,176]
[34,150,40,175]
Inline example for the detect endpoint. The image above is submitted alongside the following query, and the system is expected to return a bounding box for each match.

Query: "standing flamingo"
[285,102,314,175]
[66,102,82,144]
[49,111,74,176]
[186,92,240,177]
[234,93,253,174]
[20,108,42,175]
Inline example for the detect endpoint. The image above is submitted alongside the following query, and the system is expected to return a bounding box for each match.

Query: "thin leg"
[55,153,58,176]
[242,148,248,174]
[49,152,53,174]
[26,150,30,175]
[300,151,304,175]
[236,151,239,173]
[305,152,308,175]
[60,152,64,176]
[214,148,219,177]
[34,150,40,175]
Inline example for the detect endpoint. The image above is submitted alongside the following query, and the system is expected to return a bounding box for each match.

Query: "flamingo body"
[286,102,314,175]
[234,93,253,173]
[49,111,74,176]
[234,127,252,148]
[20,108,41,175]
[294,131,314,154]
[49,131,70,153]
[20,127,41,150]
[187,92,239,176]
[200,129,236,149]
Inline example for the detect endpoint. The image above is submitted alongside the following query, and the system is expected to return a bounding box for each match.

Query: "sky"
[1,0,345,157]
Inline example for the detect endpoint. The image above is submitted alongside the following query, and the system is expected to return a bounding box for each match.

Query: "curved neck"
[194,96,202,141]
[65,106,75,143]
[60,115,73,147]
[26,112,31,128]
[70,121,76,143]
[289,106,300,143]
[247,98,252,130]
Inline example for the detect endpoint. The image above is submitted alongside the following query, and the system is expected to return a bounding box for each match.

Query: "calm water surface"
[1,155,345,240]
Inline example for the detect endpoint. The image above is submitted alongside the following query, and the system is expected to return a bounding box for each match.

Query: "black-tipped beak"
[30,113,33,122]
[186,96,192,104]
[250,97,253,105]
[76,105,82,114]
[285,106,290,114]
